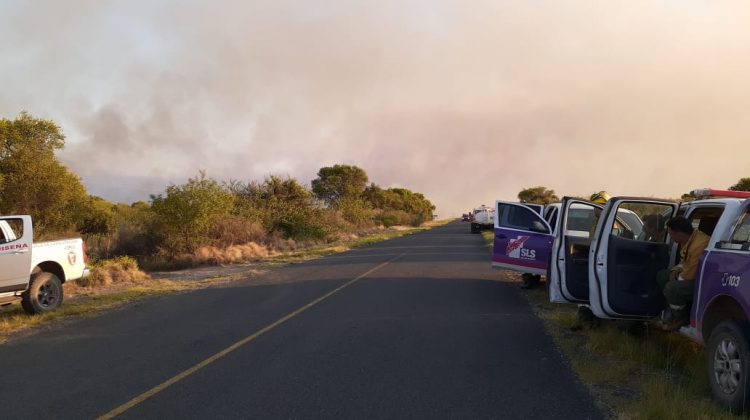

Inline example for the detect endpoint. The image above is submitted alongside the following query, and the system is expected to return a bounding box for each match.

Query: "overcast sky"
[2,0,750,215]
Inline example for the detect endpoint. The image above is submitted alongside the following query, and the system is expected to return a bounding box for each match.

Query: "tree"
[76,196,116,237]
[680,191,696,202]
[150,172,235,253]
[231,176,327,239]
[729,178,750,192]
[0,112,88,236]
[363,184,435,226]
[311,164,368,206]
[517,186,559,205]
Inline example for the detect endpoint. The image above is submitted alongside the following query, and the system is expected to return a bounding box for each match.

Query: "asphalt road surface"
[0,221,601,419]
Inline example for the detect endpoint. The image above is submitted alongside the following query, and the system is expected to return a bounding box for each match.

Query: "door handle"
[12,250,28,255]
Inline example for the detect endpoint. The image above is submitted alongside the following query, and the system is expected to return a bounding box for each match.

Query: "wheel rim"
[37,281,59,308]
[714,337,743,395]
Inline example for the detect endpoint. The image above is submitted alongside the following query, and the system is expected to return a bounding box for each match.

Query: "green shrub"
[150,172,235,254]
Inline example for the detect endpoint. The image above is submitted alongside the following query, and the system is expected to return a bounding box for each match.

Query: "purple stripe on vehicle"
[492,255,547,269]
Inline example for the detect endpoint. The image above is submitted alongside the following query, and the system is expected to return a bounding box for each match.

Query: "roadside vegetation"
[0,112,436,272]
[0,111,441,339]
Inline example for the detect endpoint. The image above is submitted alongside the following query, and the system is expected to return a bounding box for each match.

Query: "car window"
[498,203,549,233]
[687,206,724,236]
[547,208,558,232]
[567,205,594,232]
[729,211,750,245]
[0,219,24,244]
[610,203,671,242]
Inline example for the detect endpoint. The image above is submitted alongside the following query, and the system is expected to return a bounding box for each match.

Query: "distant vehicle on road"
[0,215,90,314]
[462,213,471,222]
[470,206,495,233]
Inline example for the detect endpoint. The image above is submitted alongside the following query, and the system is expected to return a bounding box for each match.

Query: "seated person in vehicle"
[658,216,710,329]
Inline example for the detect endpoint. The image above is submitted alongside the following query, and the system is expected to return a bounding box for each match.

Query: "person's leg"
[656,269,671,292]
[663,280,694,308]
[662,280,694,329]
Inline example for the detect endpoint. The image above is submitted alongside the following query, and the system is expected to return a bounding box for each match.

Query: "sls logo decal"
[506,236,536,260]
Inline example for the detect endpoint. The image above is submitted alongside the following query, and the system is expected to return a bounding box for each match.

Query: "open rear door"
[492,201,554,276]
[589,198,678,319]
[549,198,602,304]
[0,216,32,292]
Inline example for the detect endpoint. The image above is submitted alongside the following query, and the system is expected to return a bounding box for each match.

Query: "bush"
[211,216,267,248]
[150,172,235,254]
[377,210,412,227]
[231,176,329,241]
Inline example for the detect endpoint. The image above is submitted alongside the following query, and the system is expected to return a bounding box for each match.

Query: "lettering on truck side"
[721,273,742,288]
[0,243,29,253]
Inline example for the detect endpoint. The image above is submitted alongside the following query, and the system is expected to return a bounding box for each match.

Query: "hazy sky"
[2,0,750,215]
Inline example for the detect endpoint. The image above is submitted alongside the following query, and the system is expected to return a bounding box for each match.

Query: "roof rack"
[692,188,750,200]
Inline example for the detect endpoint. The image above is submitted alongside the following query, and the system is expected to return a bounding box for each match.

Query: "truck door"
[589,198,678,319]
[492,201,554,276]
[0,216,32,291]
[549,198,602,304]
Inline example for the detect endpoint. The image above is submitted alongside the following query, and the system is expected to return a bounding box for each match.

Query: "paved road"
[0,222,601,419]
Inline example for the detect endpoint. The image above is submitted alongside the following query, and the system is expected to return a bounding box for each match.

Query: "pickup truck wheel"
[21,272,64,315]
[470,223,479,233]
[707,320,750,413]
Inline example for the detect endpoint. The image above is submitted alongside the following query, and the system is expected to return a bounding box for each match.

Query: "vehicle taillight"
[82,242,89,264]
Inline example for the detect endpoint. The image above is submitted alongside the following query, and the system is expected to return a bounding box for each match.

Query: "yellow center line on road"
[98,252,406,419]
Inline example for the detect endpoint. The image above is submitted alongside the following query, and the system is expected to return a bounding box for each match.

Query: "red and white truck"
[0,215,89,314]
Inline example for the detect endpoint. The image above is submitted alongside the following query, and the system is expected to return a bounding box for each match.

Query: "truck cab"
[470,205,496,233]
[0,216,34,294]
[586,189,750,412]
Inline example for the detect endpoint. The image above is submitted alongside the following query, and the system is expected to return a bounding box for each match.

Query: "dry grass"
[193,242,279,264]
[79,256,151,287]
[522,283,735,419]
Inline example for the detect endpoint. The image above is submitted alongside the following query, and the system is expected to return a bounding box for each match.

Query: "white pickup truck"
[470,205,496,233]
[0,215,89,314]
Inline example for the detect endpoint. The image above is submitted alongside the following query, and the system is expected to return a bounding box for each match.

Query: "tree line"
[0,112,435,264]
[516,181,750,205]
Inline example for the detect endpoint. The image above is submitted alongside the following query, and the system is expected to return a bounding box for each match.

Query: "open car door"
[0,216,32,291]
[549,198,602,304]
[589,198,678,319]
[492,201,554,276]
[522,203,544,216]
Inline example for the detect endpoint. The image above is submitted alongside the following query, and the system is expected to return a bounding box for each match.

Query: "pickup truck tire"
[470,223,479,234]
[21,272,64,315]
[707,320,750,413]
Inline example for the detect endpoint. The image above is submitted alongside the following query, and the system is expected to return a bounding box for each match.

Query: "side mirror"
[530,221,548,234]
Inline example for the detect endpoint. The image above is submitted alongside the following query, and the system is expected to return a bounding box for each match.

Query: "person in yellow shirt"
[588,191,610,238]
[657,216,710,329]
